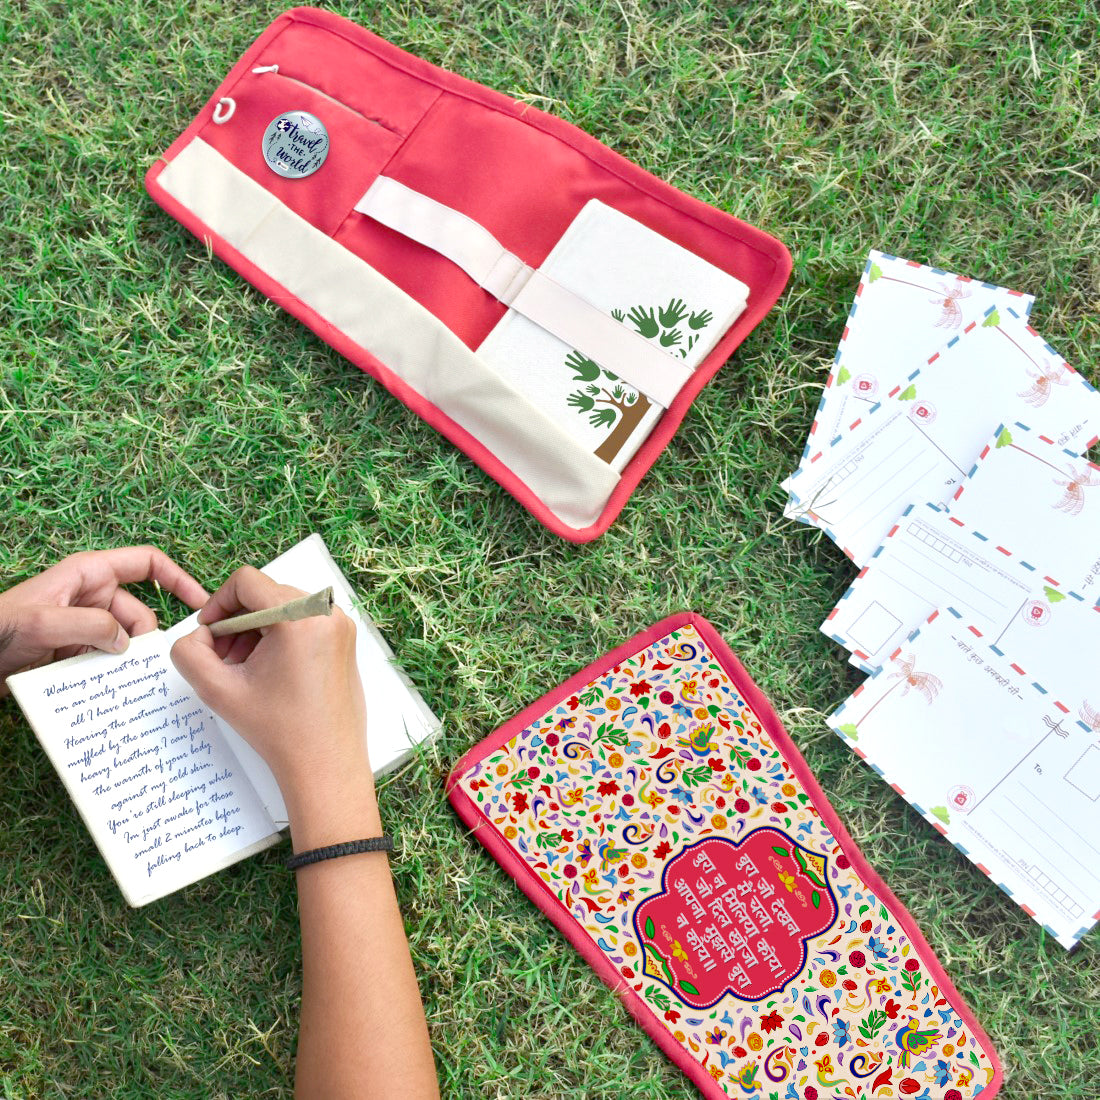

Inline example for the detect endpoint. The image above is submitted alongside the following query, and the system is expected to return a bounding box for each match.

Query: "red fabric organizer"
[145,8,791,540]
[447,614,1002,1098]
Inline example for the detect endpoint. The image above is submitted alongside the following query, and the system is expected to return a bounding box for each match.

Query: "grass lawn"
[2,1,1098,1096]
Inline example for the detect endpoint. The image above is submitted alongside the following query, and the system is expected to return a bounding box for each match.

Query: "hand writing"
[0,546,208,694]
[169,567,369,813]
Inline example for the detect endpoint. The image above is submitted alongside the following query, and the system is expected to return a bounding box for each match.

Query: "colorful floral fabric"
[455,624,996,1098]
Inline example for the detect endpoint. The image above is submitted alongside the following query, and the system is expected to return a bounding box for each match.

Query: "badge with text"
[262,111,329,179]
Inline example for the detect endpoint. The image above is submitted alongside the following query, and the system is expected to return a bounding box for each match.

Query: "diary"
[7,535,439,906]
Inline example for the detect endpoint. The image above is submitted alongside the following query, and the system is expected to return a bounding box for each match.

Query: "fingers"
[76,546,210,610]
[219,630,262,665]
[108,587,159,637]
[21,605,129,656]
[170,626,237,713]
[197,567,306,627]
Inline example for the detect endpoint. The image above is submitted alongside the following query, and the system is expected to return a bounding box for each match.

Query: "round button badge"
[262,111,329,178]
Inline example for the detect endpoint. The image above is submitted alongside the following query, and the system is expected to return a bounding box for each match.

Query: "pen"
[207,587,335,637]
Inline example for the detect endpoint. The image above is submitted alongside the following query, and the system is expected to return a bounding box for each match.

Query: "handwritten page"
[790,250,1033,481]
[828,607,1100,948]
[9,632,279,905]
[821,502,1060,671]
[950,422,1100,593]
[786,308,1100,564]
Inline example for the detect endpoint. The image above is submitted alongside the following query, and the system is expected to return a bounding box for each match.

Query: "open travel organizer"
[448,616,1002,1098]
[145,7,791,540]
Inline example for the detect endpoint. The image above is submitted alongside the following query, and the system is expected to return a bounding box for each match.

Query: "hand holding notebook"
[6,535,440,905]
[0,545,208,691]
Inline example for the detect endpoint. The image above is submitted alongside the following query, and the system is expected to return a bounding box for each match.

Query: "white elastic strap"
[354,177,691,407]
[356,176,517,294]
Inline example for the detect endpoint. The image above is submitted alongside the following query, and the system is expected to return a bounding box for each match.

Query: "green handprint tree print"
[565,296,713,464]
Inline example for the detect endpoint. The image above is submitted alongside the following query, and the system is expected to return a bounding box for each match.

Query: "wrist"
[284,763,382,852]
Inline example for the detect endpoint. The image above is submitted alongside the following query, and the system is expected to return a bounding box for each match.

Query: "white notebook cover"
[477,200,750,471]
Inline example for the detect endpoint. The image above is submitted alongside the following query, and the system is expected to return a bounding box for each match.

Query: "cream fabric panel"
[354,175,691,406]
[156,138,619,529]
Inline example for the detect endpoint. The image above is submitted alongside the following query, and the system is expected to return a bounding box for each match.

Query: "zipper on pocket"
[251,65,404,136]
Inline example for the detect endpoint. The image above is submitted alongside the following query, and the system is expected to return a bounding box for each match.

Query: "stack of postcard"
[787,251,1100,949]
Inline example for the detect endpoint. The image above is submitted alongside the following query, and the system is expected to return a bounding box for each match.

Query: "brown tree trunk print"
[595,392,651,464]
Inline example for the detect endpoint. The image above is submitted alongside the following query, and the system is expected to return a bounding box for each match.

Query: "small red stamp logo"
[1023,600,1051,626]
[909,401,937,424]
[853,374,879,397]
[948,785,975,812]
[632,829,838,1008]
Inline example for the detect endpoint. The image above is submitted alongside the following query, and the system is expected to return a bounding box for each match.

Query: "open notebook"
[7,534,440,906]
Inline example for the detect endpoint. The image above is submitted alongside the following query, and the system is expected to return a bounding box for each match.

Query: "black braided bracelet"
[286,835,394,870]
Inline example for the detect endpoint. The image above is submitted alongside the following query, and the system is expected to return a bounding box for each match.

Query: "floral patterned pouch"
[447,613,1002,1099]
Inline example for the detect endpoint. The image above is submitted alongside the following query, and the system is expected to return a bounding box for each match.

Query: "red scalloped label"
[633,830,837,1007]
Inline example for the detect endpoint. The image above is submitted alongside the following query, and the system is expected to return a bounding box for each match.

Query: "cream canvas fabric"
[156,138,620,529]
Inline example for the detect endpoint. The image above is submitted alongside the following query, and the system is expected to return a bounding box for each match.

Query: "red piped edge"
[144,7,792,543]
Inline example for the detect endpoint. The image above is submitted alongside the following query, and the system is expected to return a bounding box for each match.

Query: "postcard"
[786,308,1100,564]
[789,250,1034,480]
[821,502,1062,672]
[829,605,1100,948]
[950,422,1100,593]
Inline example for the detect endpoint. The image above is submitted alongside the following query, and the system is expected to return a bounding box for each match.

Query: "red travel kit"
[146,8,791,540]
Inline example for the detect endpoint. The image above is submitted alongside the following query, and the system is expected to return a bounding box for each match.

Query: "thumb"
[170,626,237,714]
[26,605,129,655]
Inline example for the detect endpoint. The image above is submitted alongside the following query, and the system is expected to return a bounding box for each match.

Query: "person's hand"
[175,570,437,1098]
[0,546,208,694]
[169,567,369,822]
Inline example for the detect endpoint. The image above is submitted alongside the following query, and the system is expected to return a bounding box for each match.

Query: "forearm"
[169,575,437,1097]
[289,770,439,1100]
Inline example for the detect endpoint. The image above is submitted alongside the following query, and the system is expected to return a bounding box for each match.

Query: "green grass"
[2,0,1098,1096]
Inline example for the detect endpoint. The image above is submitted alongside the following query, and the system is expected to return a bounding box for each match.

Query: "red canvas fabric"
[146,8,791,540]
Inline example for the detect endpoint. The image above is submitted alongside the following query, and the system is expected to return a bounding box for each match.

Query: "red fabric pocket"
[197,68,402,238]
